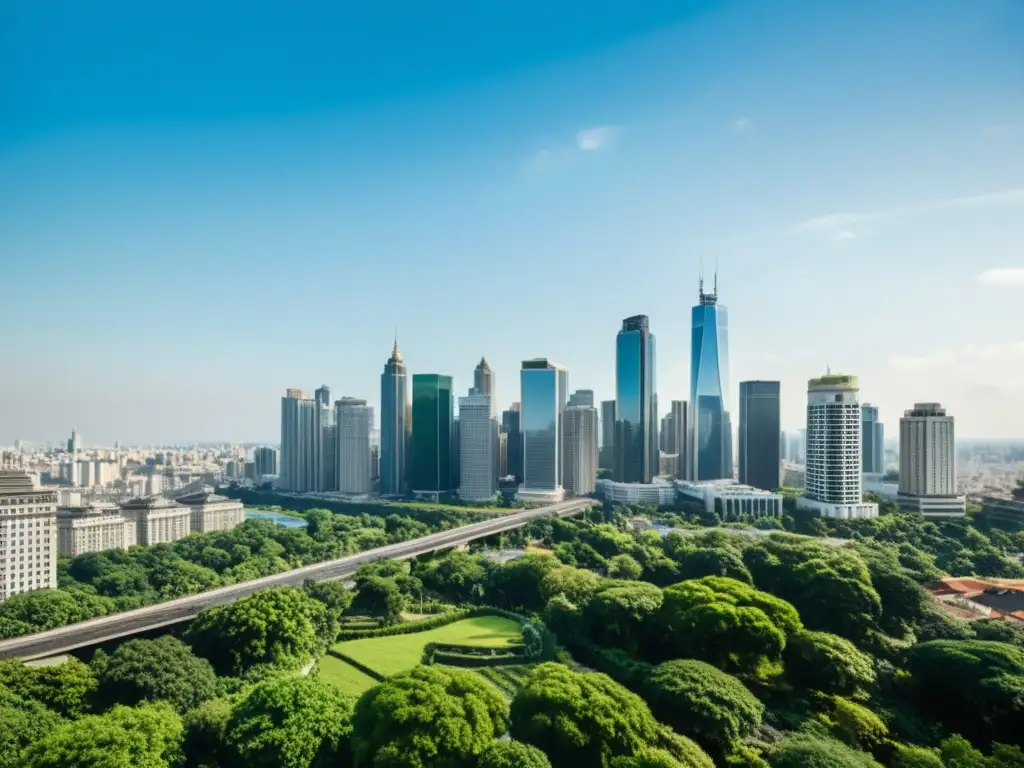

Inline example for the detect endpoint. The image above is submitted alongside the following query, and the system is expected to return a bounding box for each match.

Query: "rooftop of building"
[521,358,566,370]
[174,491,234,505]
[0,470,44,494]
[676,479,782,497]
[120,495,188,511]
[808,373,859,390]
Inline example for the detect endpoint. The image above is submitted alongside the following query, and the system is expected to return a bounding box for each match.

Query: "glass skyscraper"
[861,404,885,474]
[520,359,569,493]
[690,276,733,480]
[501,408,523,482]
[738,380,781,491]
[409,374,454,495]
[379,341,409,496]
[614,315,658,483]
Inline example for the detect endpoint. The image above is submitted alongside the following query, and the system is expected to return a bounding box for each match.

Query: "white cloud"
[977,268,1024,286]
[889,341,1024,373]
[833,230,856,242]
[731,117,753,133]
[576,126,620,151]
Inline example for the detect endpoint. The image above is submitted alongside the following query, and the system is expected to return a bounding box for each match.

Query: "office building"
[320,404,337,492]
[599,400,616,469]
[314,385,331,409]
[898,403,965,517]
[410,374,455,496]
[57,503,137,556]
[336,397,374,495]
[520,359,569,501]
[562,405,598,495]
[597,478,677,506]
[279,389,321,492]
[738,381,781,491]
[501,408,522,482]
[568,389,595,408]
[615,315,658,483]
[473,358,496,416]
[0,471,58,600]
[659,414,673,453]
[861,404,885,474]
[498,432,508,477]
[459,393,498,501]
[797,374,878,519]
[67,429,79,455]
[176,491,245,533]
[119,496,191,545]
[663,400,688,478]
[676,479,783,521]
[253,447,278,477]
[380,340,410,496]
[690,274,733,480]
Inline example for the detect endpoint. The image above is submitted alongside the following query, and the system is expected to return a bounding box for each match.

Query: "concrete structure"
[473,358,496,417]
[118,496,191,546]
[57,503,137,556]
[336,397,374,495]
[599,400,616,470]
[676,479,783,521]
[519,359,569,501]
[861,404,885,474]
[738,381,781,491]
[176,491,245,533]
[410,374,455,497]
[0,471,58,600]
[898,403,965,517]
[690,273,733,480]
[380,340,410,496]
[597,478,676,506]
[798,374,878,519]
[562,405,598,495]
[615,315,658,484]
[568,389,595,407]
[279,389,321,492]
[458,393,498,502]
[659,453,680,477]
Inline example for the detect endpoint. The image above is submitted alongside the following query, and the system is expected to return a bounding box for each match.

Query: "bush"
[478,739,553,768]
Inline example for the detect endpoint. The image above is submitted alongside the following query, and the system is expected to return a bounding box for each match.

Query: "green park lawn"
[332,615,523,678]
[314,654,381,698]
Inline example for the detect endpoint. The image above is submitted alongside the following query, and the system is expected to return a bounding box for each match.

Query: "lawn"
[315,654,380,698]
[333,616,523,678]
[475,664,539,699]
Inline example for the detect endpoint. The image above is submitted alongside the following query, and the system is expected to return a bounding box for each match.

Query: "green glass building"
[409,374,454,495]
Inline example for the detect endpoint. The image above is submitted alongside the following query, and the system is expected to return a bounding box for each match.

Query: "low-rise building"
[175,491,245,533]
[118,496,191,545]
[57,503,137,556]
[597,478,677,506]
[675,479,783,521]
[0,471,58,600]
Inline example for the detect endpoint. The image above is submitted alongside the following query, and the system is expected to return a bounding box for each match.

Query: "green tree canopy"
[352,665,508,768]
[672,546,753,585]
[415,551,490,604]
[0,687,63,768]
[765,733,881,768]
[92,636,218,713]
[349,576,406,626]
[0,589,113,637]
[782,630,876,696]
[888,744,943,768]
[487,555,561,612]
[608,554,644,581]
[224,676,355,768]
[477,739,552,768]
[0,657,96,718]
[302,579,354,641]
[583,581,664,655]
[181,696,233,768]
[541,565,602,606]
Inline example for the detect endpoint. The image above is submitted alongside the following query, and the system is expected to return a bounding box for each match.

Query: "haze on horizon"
[1,0,1023,446]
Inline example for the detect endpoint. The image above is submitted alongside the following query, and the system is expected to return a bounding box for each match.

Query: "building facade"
[664,400,688,478]
[898,403,964,517]
[57,503,137,555]
[738,380,781,491]
[615,315,658,484]
[320,405,337,492]
[336,397,374,494]
[798,374,877,519]
[861,404,885,474]
[176,491,245,533]
[501,408,522,482]
[690,276,733,480]
[473,358,496,416]
[118,496,191,545]
[279,389,321,492]
[597,478,677,506]
[380,340,410,496]
[409,374,455,496]
[253,446,278,477]
[568,389,595,407]
[520,359,569,500]
[0,471,58,600]
[458,393,498,501]
[562,405,598,495]
[314,385,331,409]
[599,400,616,470]
[676,479,783,520]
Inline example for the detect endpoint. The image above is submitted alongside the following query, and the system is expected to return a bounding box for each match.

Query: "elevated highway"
[0,498,592,661]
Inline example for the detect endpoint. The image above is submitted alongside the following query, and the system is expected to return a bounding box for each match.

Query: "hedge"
[334,608,472,641]
[325,649,386,681]
[422,642,527,668]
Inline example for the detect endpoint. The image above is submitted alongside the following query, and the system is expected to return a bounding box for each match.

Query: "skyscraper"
[409,374,454,496]
[0,471,57,600]
[568,389,595,407]
[501,408,523,482]
[690,275,733,480]
[562,405,598,495]
[797,374,878,519]
[861,404,885,474]
[253,446,278,477]
[380,340,409,496]
[279,389,320,492]
[898,403,964,517]
[520,359,569,500]
[738,381,781,491]
[314,385,331,409]
[459,393,498,501]
[320,403,337,491]
[599,400,616,469]
[615,315,658,484]
[336,397,373,494]
[473,358,496,416]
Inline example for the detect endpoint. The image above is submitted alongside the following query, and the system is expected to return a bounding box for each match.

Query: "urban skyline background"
[2,0,1023,445]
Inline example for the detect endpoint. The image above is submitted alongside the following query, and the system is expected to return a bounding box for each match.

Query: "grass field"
[474,664,538,699]
[333,616,523,678]
[315,654,380,698]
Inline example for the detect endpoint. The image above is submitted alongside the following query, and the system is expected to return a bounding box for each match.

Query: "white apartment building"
[898,402,965,517]
[176,491,245,533]
[562,405,598,495]
[676,479,783,520]
[797,374,878,519]
[0,471,58,600]
[336,397,374,494]
[279,389,322,493]
[458,393,498,502]
[57,503,137,556]
[118,496,191,545]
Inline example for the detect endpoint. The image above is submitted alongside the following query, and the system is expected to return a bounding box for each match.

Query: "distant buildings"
[0,471,58,600]
[473,358,496,416]
[519,359,569,502]
[501,407,523,483]
[690,275,733,480]
[597,478,676,506]
[118,496,191,545]
[253,446,278,477]
[177,490,245,533]
[738,381,781,491]
[677,479,783,521]
[458,393,498,501]
[568,389,595,407]
[279,389,321,492]
[614,315,658,484]
[661,400,688,478]
[861,404,885,474]
[797,374,878,519]
[380,340,410,496]
[336,398,374,495]
[562,405,598,495]
[409,374,455,497]
[57,503,137,556]
[898,403,965,517]
[314,385,331,410]
[599,400,616,470]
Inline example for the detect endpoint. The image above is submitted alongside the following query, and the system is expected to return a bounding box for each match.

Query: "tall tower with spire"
[380,335,410,496]
[690,267,733,480]
[473,358,496,416]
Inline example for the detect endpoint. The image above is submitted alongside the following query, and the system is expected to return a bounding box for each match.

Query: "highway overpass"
[0,498,592,662]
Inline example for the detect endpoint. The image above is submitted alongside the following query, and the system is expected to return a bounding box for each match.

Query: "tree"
[477,739,552,768]
[181,697,233,768]
[186,586,328,675]
[0,589,111,636]
[644,659,764,755]
[608,555,644,581]
[509,663,712,768]
[352,665,508,768]
[349,576,406,626]
[0,657,96,718]
[583,581,663,655]
[302,579,354,641]
[224,676,355,768]
[827,697,888,751]
[415,551,490,604]
[0,687,63,768]
[22,702,184,768]
[92,636,218,713]
[889,744,943,768]
[541,566,602,605]
[765,733,881,768]
[673,547,752,585]
[487,555,561,612]
[783,630,876,696]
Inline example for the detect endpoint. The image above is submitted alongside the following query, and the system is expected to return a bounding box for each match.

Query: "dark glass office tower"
[690,275,733,480]
[861,404,884,474]
[501,408,523,482]
[739,380,781,490]
[409,374,454,495]
[614,315,658,483]
[380,340,409,496]
[599,400,616,469]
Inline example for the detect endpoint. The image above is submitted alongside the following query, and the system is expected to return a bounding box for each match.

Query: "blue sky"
[2,0,1023,445]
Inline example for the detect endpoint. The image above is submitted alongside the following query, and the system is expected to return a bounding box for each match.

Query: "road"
[0,498,592,662]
